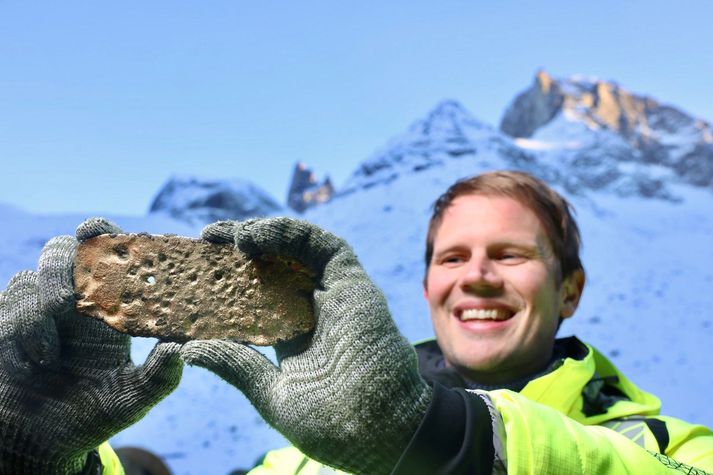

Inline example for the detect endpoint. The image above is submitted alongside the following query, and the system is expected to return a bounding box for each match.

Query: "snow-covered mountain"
[340,100,555,195]
[2,73,713,474]
[149,175,284,226]
[344,72,713,207]
[501,70,713,198]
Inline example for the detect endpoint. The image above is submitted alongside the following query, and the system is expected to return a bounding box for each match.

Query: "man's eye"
[441,255,464,265]
[498,252,527,263]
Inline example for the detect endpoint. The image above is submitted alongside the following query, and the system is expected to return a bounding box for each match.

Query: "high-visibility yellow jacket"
[247,337,713,474]
[97,442,124,475]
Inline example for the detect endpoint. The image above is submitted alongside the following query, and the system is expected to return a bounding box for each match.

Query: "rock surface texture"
[74,234,316,345]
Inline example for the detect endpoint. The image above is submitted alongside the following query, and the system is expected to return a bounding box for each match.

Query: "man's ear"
[560,269,585,319]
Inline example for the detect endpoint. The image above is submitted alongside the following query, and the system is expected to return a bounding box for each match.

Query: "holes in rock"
[158,252,167,262]
[113,244,129,259]
[143,258,154,268]
[213,270,224,281]
[188,273,198,282]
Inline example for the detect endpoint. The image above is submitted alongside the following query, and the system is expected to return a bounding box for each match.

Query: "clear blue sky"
[1,1,711,215]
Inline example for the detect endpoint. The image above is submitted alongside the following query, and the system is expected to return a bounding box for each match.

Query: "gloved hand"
[181,218,433,475]
[0,218,183,474]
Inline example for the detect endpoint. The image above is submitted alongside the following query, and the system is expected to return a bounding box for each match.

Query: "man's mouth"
[458,308,513,321]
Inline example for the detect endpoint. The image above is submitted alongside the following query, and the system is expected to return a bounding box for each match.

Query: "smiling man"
[415,172,586,393]
[424,188,584,387]
[183,170,713,474]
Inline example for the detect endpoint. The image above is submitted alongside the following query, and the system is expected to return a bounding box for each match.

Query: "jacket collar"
[415,336,661,423]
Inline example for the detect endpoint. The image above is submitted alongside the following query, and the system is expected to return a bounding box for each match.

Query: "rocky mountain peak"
[287,162,334,213]
[499,70,565,138]
[340,100,515,195]
[501,71,713,191]
[409,99,489,139]
[501,70,708,142]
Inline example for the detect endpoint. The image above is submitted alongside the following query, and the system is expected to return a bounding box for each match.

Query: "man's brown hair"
[424,170,583,282]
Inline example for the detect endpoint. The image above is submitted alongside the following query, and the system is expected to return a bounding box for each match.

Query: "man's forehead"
[434,194,553,249]
[441,194,542,226]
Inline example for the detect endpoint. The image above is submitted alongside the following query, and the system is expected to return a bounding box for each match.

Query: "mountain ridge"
[138,72,713,226]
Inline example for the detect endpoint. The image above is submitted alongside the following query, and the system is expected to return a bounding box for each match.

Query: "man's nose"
[459,256,504,295]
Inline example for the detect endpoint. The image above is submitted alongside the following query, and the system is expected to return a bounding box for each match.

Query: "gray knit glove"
[181,217,433,475]
[0,218,183,474]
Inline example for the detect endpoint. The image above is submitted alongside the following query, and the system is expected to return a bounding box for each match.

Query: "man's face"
[424,194,583,384]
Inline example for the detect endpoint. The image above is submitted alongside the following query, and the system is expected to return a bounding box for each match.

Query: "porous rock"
[74,234,316,345]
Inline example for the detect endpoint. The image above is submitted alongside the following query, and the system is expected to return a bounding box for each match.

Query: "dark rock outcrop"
[500,71,565,138]
[286,163,334,213]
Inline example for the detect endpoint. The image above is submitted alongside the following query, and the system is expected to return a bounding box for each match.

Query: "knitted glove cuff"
[353,379,434,474]
[304,376,434,475]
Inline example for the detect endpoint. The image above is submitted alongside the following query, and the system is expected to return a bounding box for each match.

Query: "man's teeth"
[460,309,508,321]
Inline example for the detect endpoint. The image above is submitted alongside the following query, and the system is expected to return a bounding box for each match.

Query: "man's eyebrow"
[433,239,541,254]
[489,237,540,249]
[432,243,468,256]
